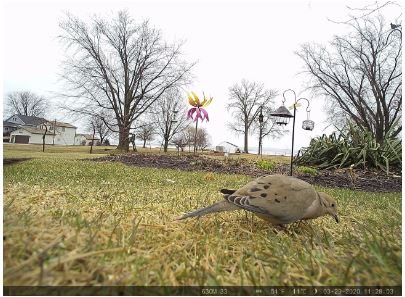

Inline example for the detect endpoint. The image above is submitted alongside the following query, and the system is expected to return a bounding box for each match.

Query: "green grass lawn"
[3,144,402,286]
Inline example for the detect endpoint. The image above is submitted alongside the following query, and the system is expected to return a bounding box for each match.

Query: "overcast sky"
[2,0,399,152]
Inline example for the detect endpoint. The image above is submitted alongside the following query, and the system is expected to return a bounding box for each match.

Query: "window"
[50,126,53,131]
[62,127,65,132]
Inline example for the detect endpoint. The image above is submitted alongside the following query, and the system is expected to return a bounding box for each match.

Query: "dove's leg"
[273,224,288,232]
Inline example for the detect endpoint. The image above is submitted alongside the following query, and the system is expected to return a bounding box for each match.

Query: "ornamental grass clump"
[295,123,401,173]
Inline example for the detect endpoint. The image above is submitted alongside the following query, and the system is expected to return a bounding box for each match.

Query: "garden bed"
[3,158,32,166]
[93,154,401,192]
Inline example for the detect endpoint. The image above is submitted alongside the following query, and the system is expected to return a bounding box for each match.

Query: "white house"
[3,121,19,142]
[74,134,100,146]
[4,114,47,142]
[10,127,55,144]
[40,120,77,145]
[215,141,241,154]
[8,115,77,145]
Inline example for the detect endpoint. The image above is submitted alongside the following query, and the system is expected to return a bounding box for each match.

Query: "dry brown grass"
[3,145,401,286]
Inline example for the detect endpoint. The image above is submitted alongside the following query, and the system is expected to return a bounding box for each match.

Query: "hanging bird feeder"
[270,105,294,126]
[302,109,314,131]
[258,106,264,124]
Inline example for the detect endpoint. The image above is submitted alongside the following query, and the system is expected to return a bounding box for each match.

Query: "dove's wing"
[224,175,318,224]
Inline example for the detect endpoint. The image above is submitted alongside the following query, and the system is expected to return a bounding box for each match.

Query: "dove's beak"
[333,214,339,223]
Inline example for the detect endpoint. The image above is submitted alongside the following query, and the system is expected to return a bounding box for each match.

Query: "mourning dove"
[178,175,339,225]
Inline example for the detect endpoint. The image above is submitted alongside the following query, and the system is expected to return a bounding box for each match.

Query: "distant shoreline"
[130,141,300,156]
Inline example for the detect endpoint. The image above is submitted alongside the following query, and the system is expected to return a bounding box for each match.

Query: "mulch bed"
[93,154,401,193]
[3,158,32,166]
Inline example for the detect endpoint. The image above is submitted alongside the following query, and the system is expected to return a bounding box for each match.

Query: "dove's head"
[318,192,339,223]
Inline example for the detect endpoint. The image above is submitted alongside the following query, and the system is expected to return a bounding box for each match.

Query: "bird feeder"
[302,110,314,131]
[171,109,179,124]
[270,105,294,126]
[258,107,264,124]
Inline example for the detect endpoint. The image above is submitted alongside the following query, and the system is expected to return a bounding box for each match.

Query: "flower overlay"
[187,92,213,122]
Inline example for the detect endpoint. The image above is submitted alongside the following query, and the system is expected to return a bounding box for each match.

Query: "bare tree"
[327,1,400,25]
[183,126,196,152]
[6,91,47,117]
[87,114,112,144]
[172,131,188,152]
[254,106,287,155]
[195,127,211,151]
[59,11,194,152]
[173,126,210,152]
[227,79,277,153]
[297,15,401,144]
[42,125,48,152]
[135,122,155,148]
[154,88,189,152]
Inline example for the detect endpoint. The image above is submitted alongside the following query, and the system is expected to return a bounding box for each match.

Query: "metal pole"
[290,105,297,176]
[194,120,198,154]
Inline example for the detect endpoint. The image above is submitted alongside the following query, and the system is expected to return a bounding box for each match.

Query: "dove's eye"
[331,203,335,207]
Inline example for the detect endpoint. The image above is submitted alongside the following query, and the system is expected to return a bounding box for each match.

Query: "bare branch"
[5,91,48,117]
[58,10,195,152]
[297,15,401,144]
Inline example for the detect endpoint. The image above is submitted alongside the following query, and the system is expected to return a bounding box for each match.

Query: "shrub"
[255,159,275,170]
[296,166,318,176]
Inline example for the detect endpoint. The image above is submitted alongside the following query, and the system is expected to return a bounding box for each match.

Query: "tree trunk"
[143,139,147,148]
[90,127,95,154]
[163,138,169,152]
[244,124,249,153]
[42,126,48,152]
[375,126,384,145]
[118,126,130,152]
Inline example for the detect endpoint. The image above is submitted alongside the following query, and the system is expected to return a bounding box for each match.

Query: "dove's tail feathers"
[177,200,238,220]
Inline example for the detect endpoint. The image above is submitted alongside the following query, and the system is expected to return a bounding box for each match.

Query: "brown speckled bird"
[178,175,339,225]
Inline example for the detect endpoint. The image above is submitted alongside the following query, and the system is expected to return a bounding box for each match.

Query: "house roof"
[9,115,47,126]
[3,121,18,127]
[13,127,54,135]
[76,134,100,140]
[45,120,77,128]
[217,141,240,148]
[6,114,77,128]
